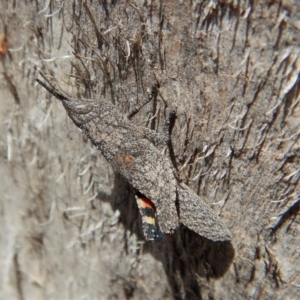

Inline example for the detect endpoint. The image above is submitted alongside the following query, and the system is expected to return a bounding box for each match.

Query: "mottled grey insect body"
[36,75,179,235]
[70,101,179,234]
[36,74,231,242]
[177,186,232,241]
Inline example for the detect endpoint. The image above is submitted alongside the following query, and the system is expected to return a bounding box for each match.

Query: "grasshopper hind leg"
[135,192,164,242]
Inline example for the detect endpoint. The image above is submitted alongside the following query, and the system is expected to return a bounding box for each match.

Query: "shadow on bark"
[97,173,234,299]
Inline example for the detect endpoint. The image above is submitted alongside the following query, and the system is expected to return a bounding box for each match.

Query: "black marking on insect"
[36,72,232,242]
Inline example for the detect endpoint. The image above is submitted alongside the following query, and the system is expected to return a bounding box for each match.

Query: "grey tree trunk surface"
[0,1,299,299]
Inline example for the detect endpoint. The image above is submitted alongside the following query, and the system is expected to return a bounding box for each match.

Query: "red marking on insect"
[138,194,156,210]
[0,34,8,60]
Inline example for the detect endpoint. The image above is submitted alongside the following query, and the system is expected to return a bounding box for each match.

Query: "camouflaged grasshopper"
[36,72,231,242]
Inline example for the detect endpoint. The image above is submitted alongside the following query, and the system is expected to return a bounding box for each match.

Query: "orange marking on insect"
[138,195,156,210]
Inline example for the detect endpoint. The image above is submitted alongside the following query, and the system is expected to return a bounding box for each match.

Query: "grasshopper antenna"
[36,71,69,101]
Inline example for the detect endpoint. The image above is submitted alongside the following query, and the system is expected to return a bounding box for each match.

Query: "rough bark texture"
[0,1,299,299]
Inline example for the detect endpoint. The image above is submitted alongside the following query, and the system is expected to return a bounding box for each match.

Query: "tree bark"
[1,1,299,299]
